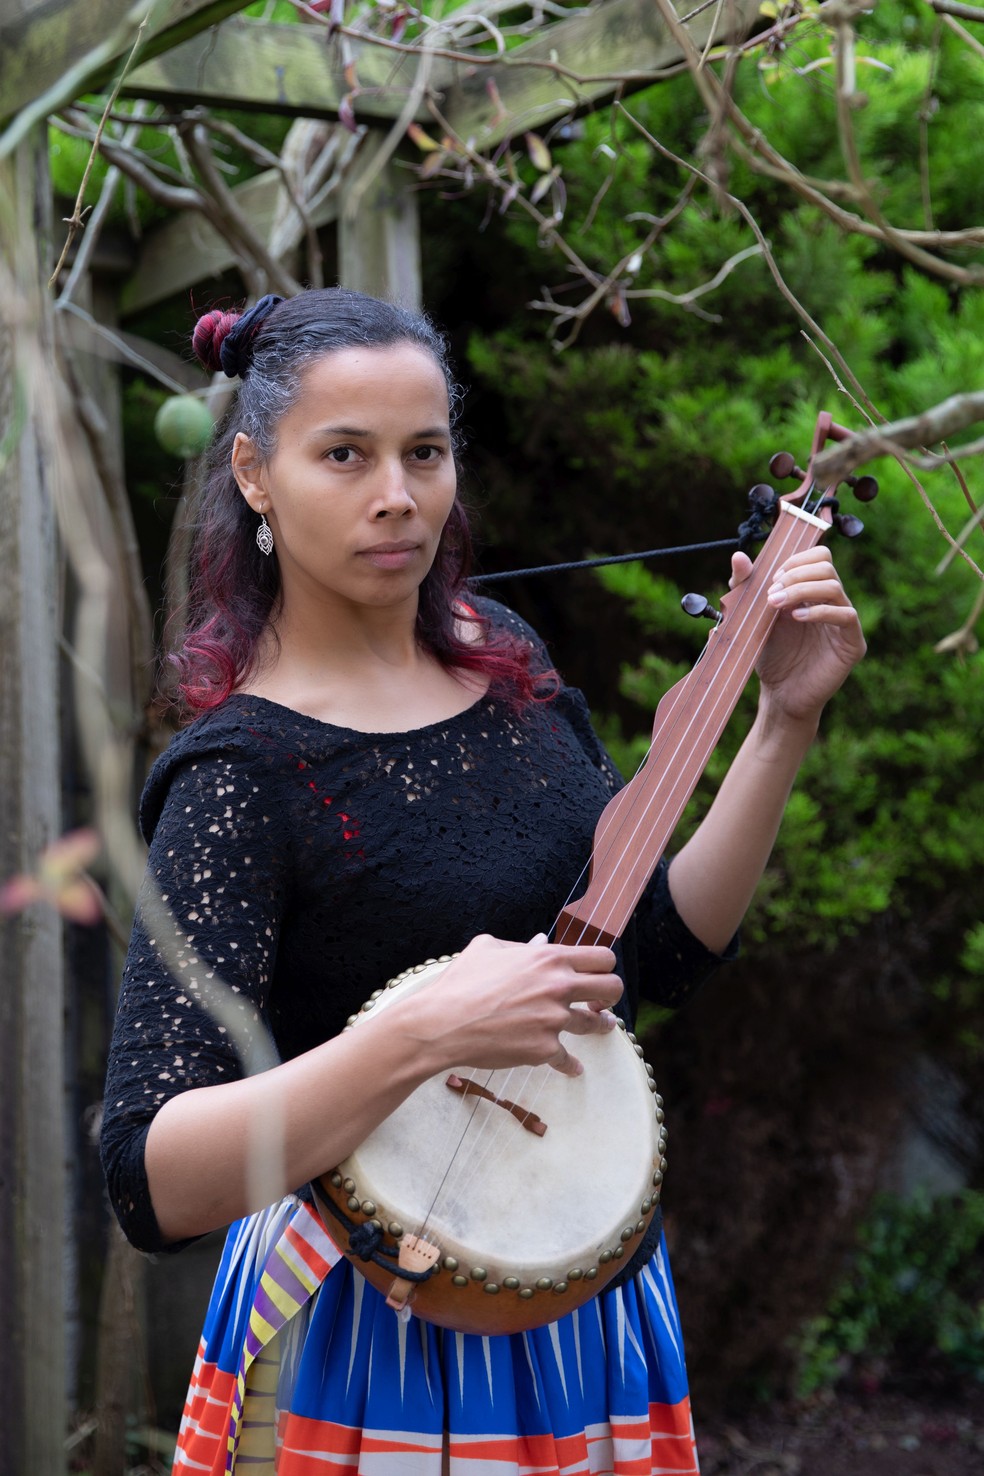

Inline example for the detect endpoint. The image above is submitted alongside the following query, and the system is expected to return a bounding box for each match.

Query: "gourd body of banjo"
[316,958,667,1337]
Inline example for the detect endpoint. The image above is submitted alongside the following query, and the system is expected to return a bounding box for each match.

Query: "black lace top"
[101,601,733,1253]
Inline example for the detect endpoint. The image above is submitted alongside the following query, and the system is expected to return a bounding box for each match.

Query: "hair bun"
[192,309,241,374]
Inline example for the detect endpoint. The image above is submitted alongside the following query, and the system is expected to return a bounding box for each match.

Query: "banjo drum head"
[334,961,664,1295]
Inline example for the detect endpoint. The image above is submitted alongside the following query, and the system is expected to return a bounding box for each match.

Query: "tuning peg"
[681,592,722,622]
[843,473,878,502]
[747,483,778,511]
[769,452,807,481]
[833,513,865,539]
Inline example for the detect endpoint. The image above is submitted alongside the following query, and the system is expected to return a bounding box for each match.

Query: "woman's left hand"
[730,546,866,727]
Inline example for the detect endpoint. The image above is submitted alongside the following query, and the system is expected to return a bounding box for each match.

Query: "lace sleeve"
[100,748,292,1253]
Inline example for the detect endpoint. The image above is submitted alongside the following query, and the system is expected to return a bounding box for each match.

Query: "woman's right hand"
[402,933,623,1079]
[145,934,621,1241]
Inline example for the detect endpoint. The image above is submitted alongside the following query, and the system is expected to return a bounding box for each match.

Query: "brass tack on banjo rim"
[315,413,862,1337]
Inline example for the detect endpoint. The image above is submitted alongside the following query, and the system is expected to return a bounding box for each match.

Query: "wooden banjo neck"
[554,412,868,950]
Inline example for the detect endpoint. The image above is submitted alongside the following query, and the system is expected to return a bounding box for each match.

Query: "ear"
[231,432,268,514]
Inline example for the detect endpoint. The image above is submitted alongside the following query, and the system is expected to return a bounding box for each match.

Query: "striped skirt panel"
[172,1197,699,1476]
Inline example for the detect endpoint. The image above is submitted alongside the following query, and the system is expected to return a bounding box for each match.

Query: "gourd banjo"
[315,413,873,1337]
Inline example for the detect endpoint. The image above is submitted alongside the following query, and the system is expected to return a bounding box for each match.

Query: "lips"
[357,540,422,569]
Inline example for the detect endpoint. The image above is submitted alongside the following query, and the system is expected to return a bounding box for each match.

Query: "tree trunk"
[0,133,67,1476]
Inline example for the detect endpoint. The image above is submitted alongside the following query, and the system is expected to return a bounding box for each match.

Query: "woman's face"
[232,342,457,621]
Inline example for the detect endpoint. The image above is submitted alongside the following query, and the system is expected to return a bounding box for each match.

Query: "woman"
[101,288,865,1475]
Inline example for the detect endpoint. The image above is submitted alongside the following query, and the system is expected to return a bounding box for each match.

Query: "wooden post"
[338,130,421,307]
[0,135,67,1476]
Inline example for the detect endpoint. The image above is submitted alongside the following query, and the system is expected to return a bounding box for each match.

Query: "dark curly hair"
[168,288,550,718]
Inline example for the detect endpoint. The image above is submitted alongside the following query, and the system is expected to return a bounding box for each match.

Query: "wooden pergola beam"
[0,0,252,125]
[121,0,761,136]
[119,166,340,316]
[123,17,430,122]
[440,0,763,149]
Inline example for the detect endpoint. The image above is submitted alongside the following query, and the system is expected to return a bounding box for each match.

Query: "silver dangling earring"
[256,513,274,556]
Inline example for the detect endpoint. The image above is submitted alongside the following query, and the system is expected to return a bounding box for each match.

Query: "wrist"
[751,691,821,762]
[380,976,459,1079]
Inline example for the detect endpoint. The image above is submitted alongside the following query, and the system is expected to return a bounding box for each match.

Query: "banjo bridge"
[446,1073,548,1136]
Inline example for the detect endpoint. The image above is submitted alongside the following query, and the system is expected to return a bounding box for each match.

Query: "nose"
[372,459,416,519]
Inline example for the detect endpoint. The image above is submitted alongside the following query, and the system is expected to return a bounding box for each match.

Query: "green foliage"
[794,1191,984,1395]
[459,10,984,1010]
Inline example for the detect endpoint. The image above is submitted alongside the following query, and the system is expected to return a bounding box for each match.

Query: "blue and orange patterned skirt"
[172,1196,700,1475]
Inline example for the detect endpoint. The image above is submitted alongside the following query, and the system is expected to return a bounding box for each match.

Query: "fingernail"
[768,584,786,605]
[600,1009,617,1028]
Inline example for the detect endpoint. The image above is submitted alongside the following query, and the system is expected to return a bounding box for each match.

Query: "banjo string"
[421,511,820,1213]
[558,509,820,955]
[409,501,824,1248]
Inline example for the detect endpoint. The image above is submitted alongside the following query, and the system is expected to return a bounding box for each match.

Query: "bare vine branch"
[47,16,151,288]
[651,0,984,273]
[925,0,984,20]
[811,393,984,481]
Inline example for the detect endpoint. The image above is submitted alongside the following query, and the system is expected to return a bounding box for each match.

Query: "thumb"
[549,1044,584,1079]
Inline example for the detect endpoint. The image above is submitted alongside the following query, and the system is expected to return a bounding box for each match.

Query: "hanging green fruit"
[154,395,215,459]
